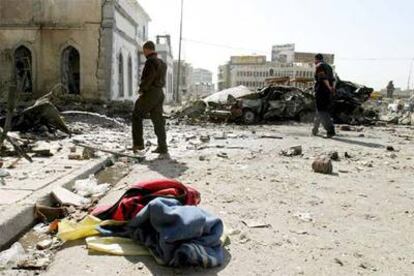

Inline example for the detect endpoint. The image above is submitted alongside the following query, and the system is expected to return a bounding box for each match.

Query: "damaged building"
[0,0,150,102]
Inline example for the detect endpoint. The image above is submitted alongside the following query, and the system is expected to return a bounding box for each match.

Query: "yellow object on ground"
[58,215,127,242]
[86,237,150,256]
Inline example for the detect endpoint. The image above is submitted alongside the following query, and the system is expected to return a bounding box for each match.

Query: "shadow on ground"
[124,248,232,276]
[332,137,384,149]
[144,158,189,179]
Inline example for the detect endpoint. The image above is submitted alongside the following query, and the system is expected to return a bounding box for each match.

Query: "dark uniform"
[312,61,336,136]
[132,52,168,152]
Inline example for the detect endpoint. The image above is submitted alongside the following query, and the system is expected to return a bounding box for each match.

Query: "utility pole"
[175,0,184,105]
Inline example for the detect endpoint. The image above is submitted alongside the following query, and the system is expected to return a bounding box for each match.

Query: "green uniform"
[132,52,168,152]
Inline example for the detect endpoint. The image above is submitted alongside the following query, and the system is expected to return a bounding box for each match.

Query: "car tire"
[243,109,257,124]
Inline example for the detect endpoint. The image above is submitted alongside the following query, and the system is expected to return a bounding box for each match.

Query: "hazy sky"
[139,0,414,90]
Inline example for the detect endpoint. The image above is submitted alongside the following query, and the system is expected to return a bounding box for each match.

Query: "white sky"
[139,0,414,90]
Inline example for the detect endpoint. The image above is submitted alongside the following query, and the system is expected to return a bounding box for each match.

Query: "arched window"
[128,56,133,97]
[269,69,274,77]
[14,46,33,93]
[118,53,124,97]
[61,46,80,94]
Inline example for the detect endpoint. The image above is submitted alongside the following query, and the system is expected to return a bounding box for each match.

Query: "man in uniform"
[132,41,168,154]
[312,54,336,138]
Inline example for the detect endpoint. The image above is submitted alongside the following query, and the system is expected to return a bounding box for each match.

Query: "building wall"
[111,0,149,101]
[0,0,103,99]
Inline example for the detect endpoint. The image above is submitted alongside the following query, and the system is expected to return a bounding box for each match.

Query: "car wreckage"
[177,77,375,125]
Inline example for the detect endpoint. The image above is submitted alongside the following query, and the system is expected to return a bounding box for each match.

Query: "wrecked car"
[230,78,374,125]
[230,86,315,124]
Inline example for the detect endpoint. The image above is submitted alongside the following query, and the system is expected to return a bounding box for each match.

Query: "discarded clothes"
[101,198,224,268]
[92,179,201,221]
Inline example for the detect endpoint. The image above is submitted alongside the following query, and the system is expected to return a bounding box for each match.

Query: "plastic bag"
[74,175,110,198]
[58,215,101,241]
[86,237,149,256]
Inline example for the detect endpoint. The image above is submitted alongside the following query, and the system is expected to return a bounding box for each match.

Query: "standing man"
[132,41,168,155]
[386,80,395,98]
[312,54,336,138]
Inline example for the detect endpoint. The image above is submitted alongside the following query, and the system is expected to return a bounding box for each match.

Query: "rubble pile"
[377,96,414,125]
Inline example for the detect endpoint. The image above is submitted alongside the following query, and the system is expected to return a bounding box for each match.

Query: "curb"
[0,157,113,250]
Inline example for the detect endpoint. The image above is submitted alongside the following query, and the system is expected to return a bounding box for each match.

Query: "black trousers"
[132,90,167,150]
[313,110,335,134]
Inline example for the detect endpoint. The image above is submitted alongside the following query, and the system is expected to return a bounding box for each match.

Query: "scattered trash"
[344,152,352,159]
[217,152,229,159]
[386,146,395,152]
[312,158,333,174]
[34,204,68,222]
[242,220,271,228]
[73,175,110,198]
[294,212,313,222]
[334,258,344,266]
[52,187,90,207]
[36,239,53,250]
[281,145,302,157]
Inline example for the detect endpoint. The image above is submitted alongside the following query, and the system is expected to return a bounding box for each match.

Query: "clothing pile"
[58,179,227,268]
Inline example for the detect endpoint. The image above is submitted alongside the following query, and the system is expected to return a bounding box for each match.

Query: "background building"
[272,44,335,65]
[189,68,214,99]
[218,44,335,91]
[0,0,150,102]
[173,60,193,101]
[155,35,174,103]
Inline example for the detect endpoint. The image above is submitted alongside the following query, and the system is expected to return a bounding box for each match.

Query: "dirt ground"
[3,122,414,276]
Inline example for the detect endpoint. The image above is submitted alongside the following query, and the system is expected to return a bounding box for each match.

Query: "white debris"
[0,242,26,270]
[294,212,313,222]
[73,175,110,198]
[52,187,90,207]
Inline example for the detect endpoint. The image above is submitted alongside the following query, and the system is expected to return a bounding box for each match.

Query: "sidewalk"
[0,147,112,250]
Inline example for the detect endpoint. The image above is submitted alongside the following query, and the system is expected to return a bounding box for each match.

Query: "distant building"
[219,44,335,91]
[272,44,335,65]
[173,60,193,101]
[272,44,295,63]
[190,68,214,98]
[155,35,174,103]
[218,55,315,91]
[0,0,151,102]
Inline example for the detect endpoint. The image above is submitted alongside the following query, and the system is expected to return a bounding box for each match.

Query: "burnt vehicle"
[331,77,374,124]
[230,86,315,124]
[231,77,374,125]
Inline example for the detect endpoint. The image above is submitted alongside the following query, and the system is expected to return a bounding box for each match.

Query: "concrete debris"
[281,145,302,157]
[312,158,333,174]
[329,151,340,161]
[73,175,110,198]
[36,239,53,250]
[68,153,82,160]
[0,169,10,178]
[82,147,96,160]
[52,187,90,207]
[199,135,211,143]
[0,242,26,270]
[386,146,395,152]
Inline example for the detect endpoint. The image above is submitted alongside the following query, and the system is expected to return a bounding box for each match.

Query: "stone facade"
[0,0,150,102]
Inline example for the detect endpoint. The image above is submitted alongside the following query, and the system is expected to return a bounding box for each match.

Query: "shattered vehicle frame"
[230,77,374,125]
[230,86,315,124]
